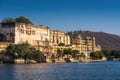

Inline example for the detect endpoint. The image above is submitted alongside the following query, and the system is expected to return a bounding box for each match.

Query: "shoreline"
[1,60,120,64]
[2,57,120,64]
[0,58,107,64]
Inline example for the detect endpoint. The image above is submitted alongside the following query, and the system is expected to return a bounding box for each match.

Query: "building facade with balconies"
[0,22,101,58]
[0,22,71,54]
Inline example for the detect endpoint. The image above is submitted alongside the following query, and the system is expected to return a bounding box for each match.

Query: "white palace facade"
[0,22,70,53]
[0,22,101,57]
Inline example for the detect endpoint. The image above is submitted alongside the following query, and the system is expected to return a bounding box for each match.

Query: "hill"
[67,30,120,51]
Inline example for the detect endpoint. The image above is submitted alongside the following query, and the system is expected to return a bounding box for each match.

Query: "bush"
[90,51,104,59]
[5,42,44,63]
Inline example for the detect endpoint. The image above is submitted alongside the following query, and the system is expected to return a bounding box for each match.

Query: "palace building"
[71,35,101,58]
[50,30,70,45]
[0,22,101,58]
[0,22,70,54]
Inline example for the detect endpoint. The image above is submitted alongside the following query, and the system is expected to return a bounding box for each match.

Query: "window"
[32,31,35,35]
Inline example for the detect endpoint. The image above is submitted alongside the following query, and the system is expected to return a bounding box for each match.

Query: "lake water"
[0,61,120,80]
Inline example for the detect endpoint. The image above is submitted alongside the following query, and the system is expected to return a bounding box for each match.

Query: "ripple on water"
[0,61,120,80]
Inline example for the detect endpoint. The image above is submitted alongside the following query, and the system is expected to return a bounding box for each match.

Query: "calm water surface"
[0,61,120,80]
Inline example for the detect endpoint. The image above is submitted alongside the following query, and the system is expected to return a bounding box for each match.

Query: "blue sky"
[0,0,120,35]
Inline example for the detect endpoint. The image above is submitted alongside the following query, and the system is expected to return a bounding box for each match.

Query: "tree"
[17,43,31,60]
[58,43,65,46]
[90,51,104,60]
[1,16,33,24]
[15,16,32,24]
[63,48,72,55]
[6,44,18,59]
[6,43,30,59]
[2,18,15,23]
[102,50,110,57]
[32,50,44,63]
[110,50,120,58]
[5,42,44,63]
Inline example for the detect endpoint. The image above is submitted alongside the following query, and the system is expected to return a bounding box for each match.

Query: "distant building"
[71,35,101,58]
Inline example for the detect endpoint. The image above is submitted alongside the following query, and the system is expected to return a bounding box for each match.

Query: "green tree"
[1,16,32,24]
[110,50,120,58]
[90,51,104,60]
[5,42,44,63]
[6,44,18,59]
[102,50,110,57]
[58,43,65,46]
[15,16,32,24]
[2,18,15,23]
[32,50,44,62]
[63,48,72,55]
[6,42,30,59]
